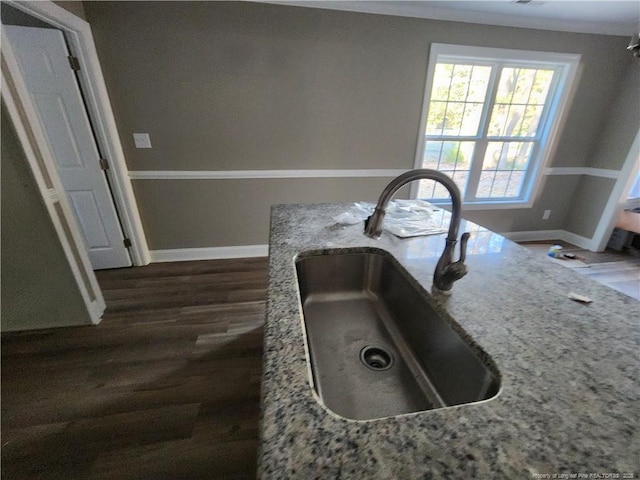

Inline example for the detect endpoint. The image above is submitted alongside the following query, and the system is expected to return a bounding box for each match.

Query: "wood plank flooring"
[1,257,268,480]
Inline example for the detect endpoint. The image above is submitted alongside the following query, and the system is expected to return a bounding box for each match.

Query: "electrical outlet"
[542,209,551,220]
[133,133,152,149]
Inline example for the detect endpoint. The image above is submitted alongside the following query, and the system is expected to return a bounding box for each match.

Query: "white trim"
[501,229,594,250]
[46,188,59,202]
[560,230,597,251]
[128,166,623,182]
[591,128,640,252]
[128,169,409,180]
[424,43,583,66]
[2,44,105,325]
[5,0,151,266]
[501,229,565,243]
[258,1,634,36]
[87,299,106,321]
[461,202,533,211]
[150,245,269,263]
[544,167,620,179]
[150,232,600,262]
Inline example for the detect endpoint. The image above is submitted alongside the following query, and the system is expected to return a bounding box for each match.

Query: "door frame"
[1,1,150,324]
[591,128,640,251]
[1,0,150,266]
[2,41,107,322]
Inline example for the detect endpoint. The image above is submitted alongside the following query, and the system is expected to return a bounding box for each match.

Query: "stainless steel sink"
[295,250,500,420]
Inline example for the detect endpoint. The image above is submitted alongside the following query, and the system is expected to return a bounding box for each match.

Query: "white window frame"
[411,43,581,210]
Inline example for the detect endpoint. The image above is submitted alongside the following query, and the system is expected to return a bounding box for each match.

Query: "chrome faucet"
[364,169,470,293]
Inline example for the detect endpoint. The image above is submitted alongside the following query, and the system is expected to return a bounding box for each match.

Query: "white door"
[5,25,131,270]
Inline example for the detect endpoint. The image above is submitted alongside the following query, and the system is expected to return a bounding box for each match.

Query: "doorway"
[5,25,132,269]
[2,0,151,324]
[3,7,131,270]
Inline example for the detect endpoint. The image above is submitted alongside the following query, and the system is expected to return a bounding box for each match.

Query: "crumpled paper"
[334,200,448,238]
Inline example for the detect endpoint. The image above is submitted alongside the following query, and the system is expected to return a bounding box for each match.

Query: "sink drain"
[360,346,394,371]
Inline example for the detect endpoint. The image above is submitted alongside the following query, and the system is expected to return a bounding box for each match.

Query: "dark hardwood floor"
[1,257,268,480]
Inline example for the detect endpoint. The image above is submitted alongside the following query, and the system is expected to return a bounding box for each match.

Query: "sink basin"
[295,250,500,420]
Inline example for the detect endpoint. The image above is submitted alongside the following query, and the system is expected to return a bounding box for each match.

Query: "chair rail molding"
[128,169,409,180]
[544,167,620,179]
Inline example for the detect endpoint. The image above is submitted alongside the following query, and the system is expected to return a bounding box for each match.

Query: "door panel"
[32,93,85,168]
[68,191,112,248]
[5,25,131,269]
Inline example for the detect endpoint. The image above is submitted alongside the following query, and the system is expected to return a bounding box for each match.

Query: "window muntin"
[478,141,533,199]
[489,68,554,138]
[414,45,580,207]
[417,140,474,199]
[426,64,491,137]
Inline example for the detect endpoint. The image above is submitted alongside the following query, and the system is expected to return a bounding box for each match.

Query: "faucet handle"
[459,232,470,263]
[437,233,470,291]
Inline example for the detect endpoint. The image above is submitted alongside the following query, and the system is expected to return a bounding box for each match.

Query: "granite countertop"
[258,203,639,479]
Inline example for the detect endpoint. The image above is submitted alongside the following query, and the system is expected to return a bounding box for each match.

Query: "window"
[627,172,640,209]
[414,44,580,208]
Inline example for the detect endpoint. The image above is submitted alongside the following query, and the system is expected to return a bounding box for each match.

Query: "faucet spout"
[364,169,469,292]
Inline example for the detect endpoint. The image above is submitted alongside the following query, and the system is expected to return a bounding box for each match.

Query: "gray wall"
[53,1,86,21]
[465,176,583,233]
[563,59,640,239]
[565,176,617,238]
[1,103,92,331]
[84,1,633,249]
[588,59,639,172]
[134,178,411,249]
[1,3,57,28]
[1,2,87,25]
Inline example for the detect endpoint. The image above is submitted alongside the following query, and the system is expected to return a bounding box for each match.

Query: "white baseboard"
[500,229,565,243]
[559,231,597,251]
[149,229,599,263]
[501,229,595,250]
[150,244,269,263]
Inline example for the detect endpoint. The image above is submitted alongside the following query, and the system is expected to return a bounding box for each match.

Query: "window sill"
[425,199,534,210]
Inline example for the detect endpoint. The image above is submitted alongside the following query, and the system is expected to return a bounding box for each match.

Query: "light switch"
[133,133,152,149]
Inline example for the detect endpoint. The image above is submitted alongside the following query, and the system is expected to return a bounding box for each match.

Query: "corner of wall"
[52,1,87,21]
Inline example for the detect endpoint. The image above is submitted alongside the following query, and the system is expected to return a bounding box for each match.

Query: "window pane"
[489,104,525,137]
[426,101,448,135]
[490,67,555,138]
[513,69,534,103]
[468,66,491,102]
[529,70,554,104]
[443,101,465,134]
[519,105,544,136]
[426,63,491,137]
[419,141,474,199]
[431,64,454,101]
[478,142,533,198]
[460,102,484,136]
[505,171,526,197]
[449,65,473,101]
[628,173,640,199]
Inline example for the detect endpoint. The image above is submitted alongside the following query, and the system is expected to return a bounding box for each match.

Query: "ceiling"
[258,1,640,36]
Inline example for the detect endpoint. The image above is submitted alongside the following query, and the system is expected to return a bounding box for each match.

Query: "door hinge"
[123,238,132,248]
[68,55,81,71]
[99,158,109,170]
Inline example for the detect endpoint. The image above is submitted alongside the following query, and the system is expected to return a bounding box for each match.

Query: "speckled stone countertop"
[258,203,639,479]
